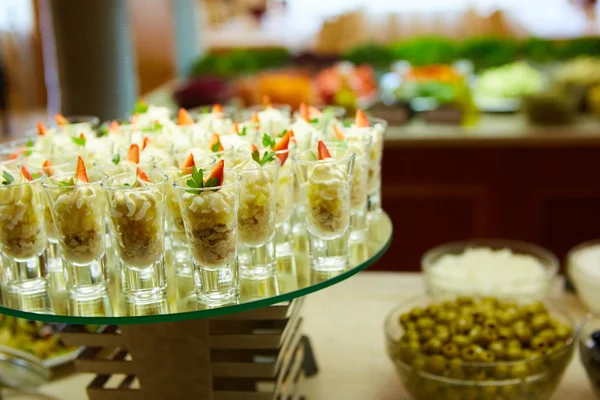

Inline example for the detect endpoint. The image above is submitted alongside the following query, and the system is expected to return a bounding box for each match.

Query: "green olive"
[412,356,426,371]
[411,307,425,320]
[441,343,460,359]
[510,363,530,378]
[483,318,499,331]
[481,386,498,398]
[468,325,482,343]
[554,323,573,341]
[498,308,519,325]
[461,344,483,361]
[416,317,435,330]
[435,311,449,323]
[425,304,441,317]
[424,338,443,354]
[404,322,417,332]
[441,300,455,309]
[539,328,557,344]
[478,350,496,362]
[514,326,533,344]
[530,300,548,314]
[447,358,464,379]
[530,335,550,352]
[420,329,434,342]
[506,346,523,361]
[488,341,506,359]
[399,313,412,327]
[498,300,517,310]
[456,296,474,306]
[402,331,420,343]
[513,320,527,332]
[451,334,470,347]
[481,297,498,307]
[435,329,450,344]
[497,326,514,341]
[495,364,510,379]
[425,355,446,374]
[531,314,550,332]
[479,328,498,345]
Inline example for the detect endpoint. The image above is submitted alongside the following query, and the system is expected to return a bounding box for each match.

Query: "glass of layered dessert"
[231,144,280,280]
[294,141,354,273]
[157,153,216,302]
[0,165,50,311]
[190,104,235,136]
[174,160,241,307]
[294,103,346,138]
[239,104,291,137]
[323,126,373,264]
[53,113,100,135]
[343,110,388,225]
[43,157,109,307]
[101,167,169,307]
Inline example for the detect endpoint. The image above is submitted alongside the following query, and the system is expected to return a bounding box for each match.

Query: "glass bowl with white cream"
[567,240,600,314]
[422,239,559,301]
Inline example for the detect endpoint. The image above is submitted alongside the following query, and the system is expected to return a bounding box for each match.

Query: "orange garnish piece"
[208,134,224,152]
[127,144,140,164]
[75,156,88,182]
[109,121,121,134]
[299,103,310,122]
[42,160,53,177]
[136,167,151,183]
[233,122,239,134]
[21,166,33,181]
[317,141,331,160]
[205,159,224,187]
[263,95,271,108]
[178,108,194,125]
[273,131,293,166]
[355,109,369,128]
[54,114,69,126]
[142,137,151,150]
[37,122,48,136]
[212,104,223,113]
[250,112,260,123]
[79,132,86,140]
[309,106,322,116]
[130,114,141,125]
[181,153,195,175]
[9,149,24,160]
[333,125,345,140]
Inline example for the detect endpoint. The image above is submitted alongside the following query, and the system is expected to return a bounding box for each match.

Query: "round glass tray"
[0,213,392,325]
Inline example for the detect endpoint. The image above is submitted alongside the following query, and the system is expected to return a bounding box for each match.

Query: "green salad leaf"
[2,171,14,185]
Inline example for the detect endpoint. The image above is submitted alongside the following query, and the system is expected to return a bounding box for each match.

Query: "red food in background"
[174,77,233,110]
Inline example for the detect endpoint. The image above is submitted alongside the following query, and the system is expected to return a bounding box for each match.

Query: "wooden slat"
[211,362,276,378]
[213,392,272,400]
[276,345,304,397]
[61,331,125,348]
[214,303,291,321]
[75,359,135,375]
[88,387,143,400]
[209,334,282,350]
[275,318,303,373]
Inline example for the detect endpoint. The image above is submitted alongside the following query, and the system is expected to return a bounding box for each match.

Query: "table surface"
[6,272,596,400]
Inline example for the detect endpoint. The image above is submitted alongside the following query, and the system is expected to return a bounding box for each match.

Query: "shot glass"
[230,154,280,280]
[55,115,100,133]
[239,105,291,136]
[293,105,346,134]
[157,156,216,298]
[174,173,242,307]
[0,168,50,309]
[273,147,298,292]
[43,171,108,301]
[102,170,169,304]
[294,147,355,273]
[323,133,372,264]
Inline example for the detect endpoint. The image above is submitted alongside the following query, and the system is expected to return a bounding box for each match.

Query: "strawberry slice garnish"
[37,122,48,136]
[317,141,331,160]
[9,149,24,160]
[250,112,260,123]
[178,108,194,126]
[54,114,69,126]
[76,156,89,183]
[127,144,140,164]
[233,122,239,134]
[205,159,224,187]
[273,131,293,165]
[130,114,141,125]
[181,153,195,175]
[333,125,345,140]
[79,132,86,141]
[109,120,121,134]
[212,104,223,113]
[355,109,369,128]
[299,103,310,122]
[309,106,322,116]
[263,95,271,108]
[42,160,53,177]
[208,134,224,152]
[251,144,260,162]
[21,166,33,181]
[136,167,151,183]
[142,137,151,150]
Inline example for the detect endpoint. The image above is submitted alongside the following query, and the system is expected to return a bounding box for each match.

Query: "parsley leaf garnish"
[252,147,276,166]
[239,126,247,136]
[279,130,288,138]
[124,183,131,187]
[132,100,149,114]
[98,126,109,137]
[58,177,75,188]
[143,121,163,132]
[24,139,34,156]
[342,120,352,128]
[262,134,276,149]
[205,177,219,187]
[186,166,204,193]
[309,118,319,124]
[71,136,86,146]
[112,153,121,165]
[2,171,14,185]
[211,141,222,153]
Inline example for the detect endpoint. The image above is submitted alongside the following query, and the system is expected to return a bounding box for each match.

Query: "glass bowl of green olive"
[385,296,576,400]
[422,239,559,301]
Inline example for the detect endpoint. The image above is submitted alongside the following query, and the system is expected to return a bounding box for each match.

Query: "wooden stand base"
[60,299,308,400]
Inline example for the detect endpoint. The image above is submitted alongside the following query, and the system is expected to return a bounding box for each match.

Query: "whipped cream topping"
[258,108,290,135]
[290,118,316,150]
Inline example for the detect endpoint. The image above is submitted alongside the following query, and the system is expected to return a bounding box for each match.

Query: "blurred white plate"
[475,97,520,113]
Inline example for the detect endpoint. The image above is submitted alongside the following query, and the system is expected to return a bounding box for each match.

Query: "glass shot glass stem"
[275,220,298,293]
[308,228,350,273]
[194,259,239,307]
[238,240,277,280]
[62,254,108,299]
[349,203,370,265]
[45,241,63,272]
[121,256,167,304]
